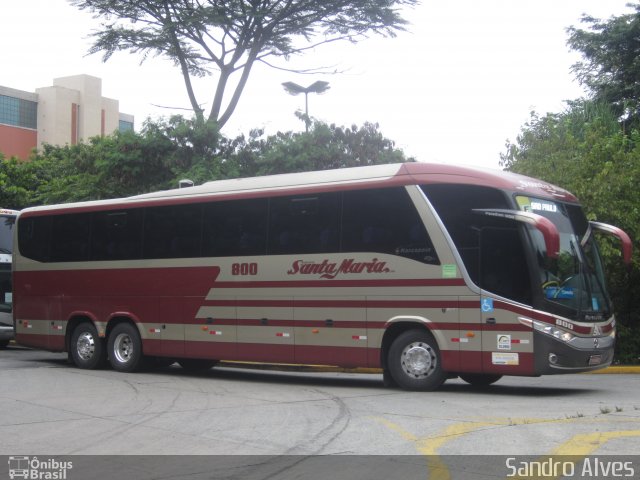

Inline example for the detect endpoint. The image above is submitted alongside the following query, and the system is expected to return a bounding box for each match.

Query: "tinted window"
[18,216,52,262]
[51,213,91,262]
[422,184,510,281]
[342,187,439,264]
[144,204,202,259]
[268,193,341,255]
[0,215,15,254]
[480,227,532,305]
[203,199,267,257]
[91,209,143,261]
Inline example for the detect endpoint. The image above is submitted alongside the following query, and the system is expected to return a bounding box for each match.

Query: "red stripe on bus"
[211,278,467,289]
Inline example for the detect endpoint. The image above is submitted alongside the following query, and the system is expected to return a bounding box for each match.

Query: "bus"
[12,163,632,390]
[0,208,19,348]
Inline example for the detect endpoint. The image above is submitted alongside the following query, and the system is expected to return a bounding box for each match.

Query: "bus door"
[478,226,534,374]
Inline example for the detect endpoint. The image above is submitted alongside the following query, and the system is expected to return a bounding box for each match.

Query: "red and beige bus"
[13,163,632,390]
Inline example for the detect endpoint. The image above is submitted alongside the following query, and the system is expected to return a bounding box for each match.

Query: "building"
[0,75,134,160]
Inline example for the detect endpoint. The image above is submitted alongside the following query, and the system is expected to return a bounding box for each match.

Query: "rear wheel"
[108,323,144,372]
[388,329,447,391]
[459,374,502,387]
[70,322,106,369]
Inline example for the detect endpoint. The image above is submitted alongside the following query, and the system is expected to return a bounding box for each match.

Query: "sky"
[1,0,634,169]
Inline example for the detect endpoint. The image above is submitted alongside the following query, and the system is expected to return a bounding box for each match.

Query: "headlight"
[519,317,574,343]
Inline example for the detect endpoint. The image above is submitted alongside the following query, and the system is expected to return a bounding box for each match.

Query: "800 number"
[231,262,258,276]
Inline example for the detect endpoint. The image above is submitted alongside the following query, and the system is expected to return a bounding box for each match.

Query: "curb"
[583,366,640,374]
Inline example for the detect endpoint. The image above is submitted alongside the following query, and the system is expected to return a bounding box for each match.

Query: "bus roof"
[20,162,577,215]
[0,208,19,216]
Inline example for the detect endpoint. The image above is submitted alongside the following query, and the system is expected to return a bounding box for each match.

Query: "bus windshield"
[516,196,611,322]
[0,214,15,254]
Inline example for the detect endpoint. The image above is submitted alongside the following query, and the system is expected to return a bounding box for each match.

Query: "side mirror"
[586,222,633,265]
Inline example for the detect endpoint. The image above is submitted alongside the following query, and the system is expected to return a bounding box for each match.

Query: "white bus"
[13,163,631,390]
[0,208,18,347]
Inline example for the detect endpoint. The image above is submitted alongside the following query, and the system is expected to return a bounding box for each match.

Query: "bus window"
[143,204,203,259]
[90,210,143,261]
[479,226,532,305]
[203,198,268,257]
[268,193,340,255]
[51,213,91,262]
[342,187,439,264]
[17,216,51,262]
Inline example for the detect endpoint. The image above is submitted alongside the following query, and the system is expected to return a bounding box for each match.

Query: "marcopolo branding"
[287,258,391,279]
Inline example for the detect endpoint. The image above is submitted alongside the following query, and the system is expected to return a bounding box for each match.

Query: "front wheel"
[108,323,144,372]
[387,329,447,391]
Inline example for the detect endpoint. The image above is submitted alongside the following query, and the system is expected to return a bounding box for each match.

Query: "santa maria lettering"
[287,258,391,279]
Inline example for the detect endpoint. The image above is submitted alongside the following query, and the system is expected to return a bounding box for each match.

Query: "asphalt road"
[1,345,639,479]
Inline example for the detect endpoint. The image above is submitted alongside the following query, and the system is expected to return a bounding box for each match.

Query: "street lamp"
[282,80,330,132]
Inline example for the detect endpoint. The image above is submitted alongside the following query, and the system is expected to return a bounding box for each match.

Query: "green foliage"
[502,100,640,363]
[0,116,411,209]
[568,2,640,123]
[70,0,418,127]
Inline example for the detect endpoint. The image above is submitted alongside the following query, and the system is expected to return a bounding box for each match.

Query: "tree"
[501,100,640,362]
[71,0,418,128]
[567,2,640,123]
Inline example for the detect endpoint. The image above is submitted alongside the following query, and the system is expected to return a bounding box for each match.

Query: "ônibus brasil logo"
[287,258,391,279]
[8,456,73,480]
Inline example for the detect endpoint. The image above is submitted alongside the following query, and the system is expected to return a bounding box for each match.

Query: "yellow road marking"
[551,430,640,456]
[375,417,640,480]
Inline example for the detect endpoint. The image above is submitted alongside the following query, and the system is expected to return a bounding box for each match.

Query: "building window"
[0,95,37,129]
[119,120,134,132]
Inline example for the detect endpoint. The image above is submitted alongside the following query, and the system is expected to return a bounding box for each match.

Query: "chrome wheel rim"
[113,333,134,364]
[76,332,96,361]
[401,341,436,378]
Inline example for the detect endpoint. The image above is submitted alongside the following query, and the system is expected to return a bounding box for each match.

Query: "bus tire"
[388,329,446,391]
[178,359,218,372]
[460,374,502,387]
[108,323,144,372]
[70,322,106,369]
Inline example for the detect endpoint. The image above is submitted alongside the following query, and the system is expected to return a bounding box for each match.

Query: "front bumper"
[534,330,614,374]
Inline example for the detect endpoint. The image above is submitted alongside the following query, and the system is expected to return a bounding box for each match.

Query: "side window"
[51,213,92,262]
[480,227,532,305]
[144,204,202,259]
[91,209,143,261]
[422,184,511,283]
[203,198,268,257]
[268,193,341,255]
[18,216,52,262]
[342,187,439,264]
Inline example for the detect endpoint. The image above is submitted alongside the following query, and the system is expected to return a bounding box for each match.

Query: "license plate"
[589,355,602,366]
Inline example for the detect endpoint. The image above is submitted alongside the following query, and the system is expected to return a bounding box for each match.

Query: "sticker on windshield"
[530,201,558,213]
[544,287,575,299]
